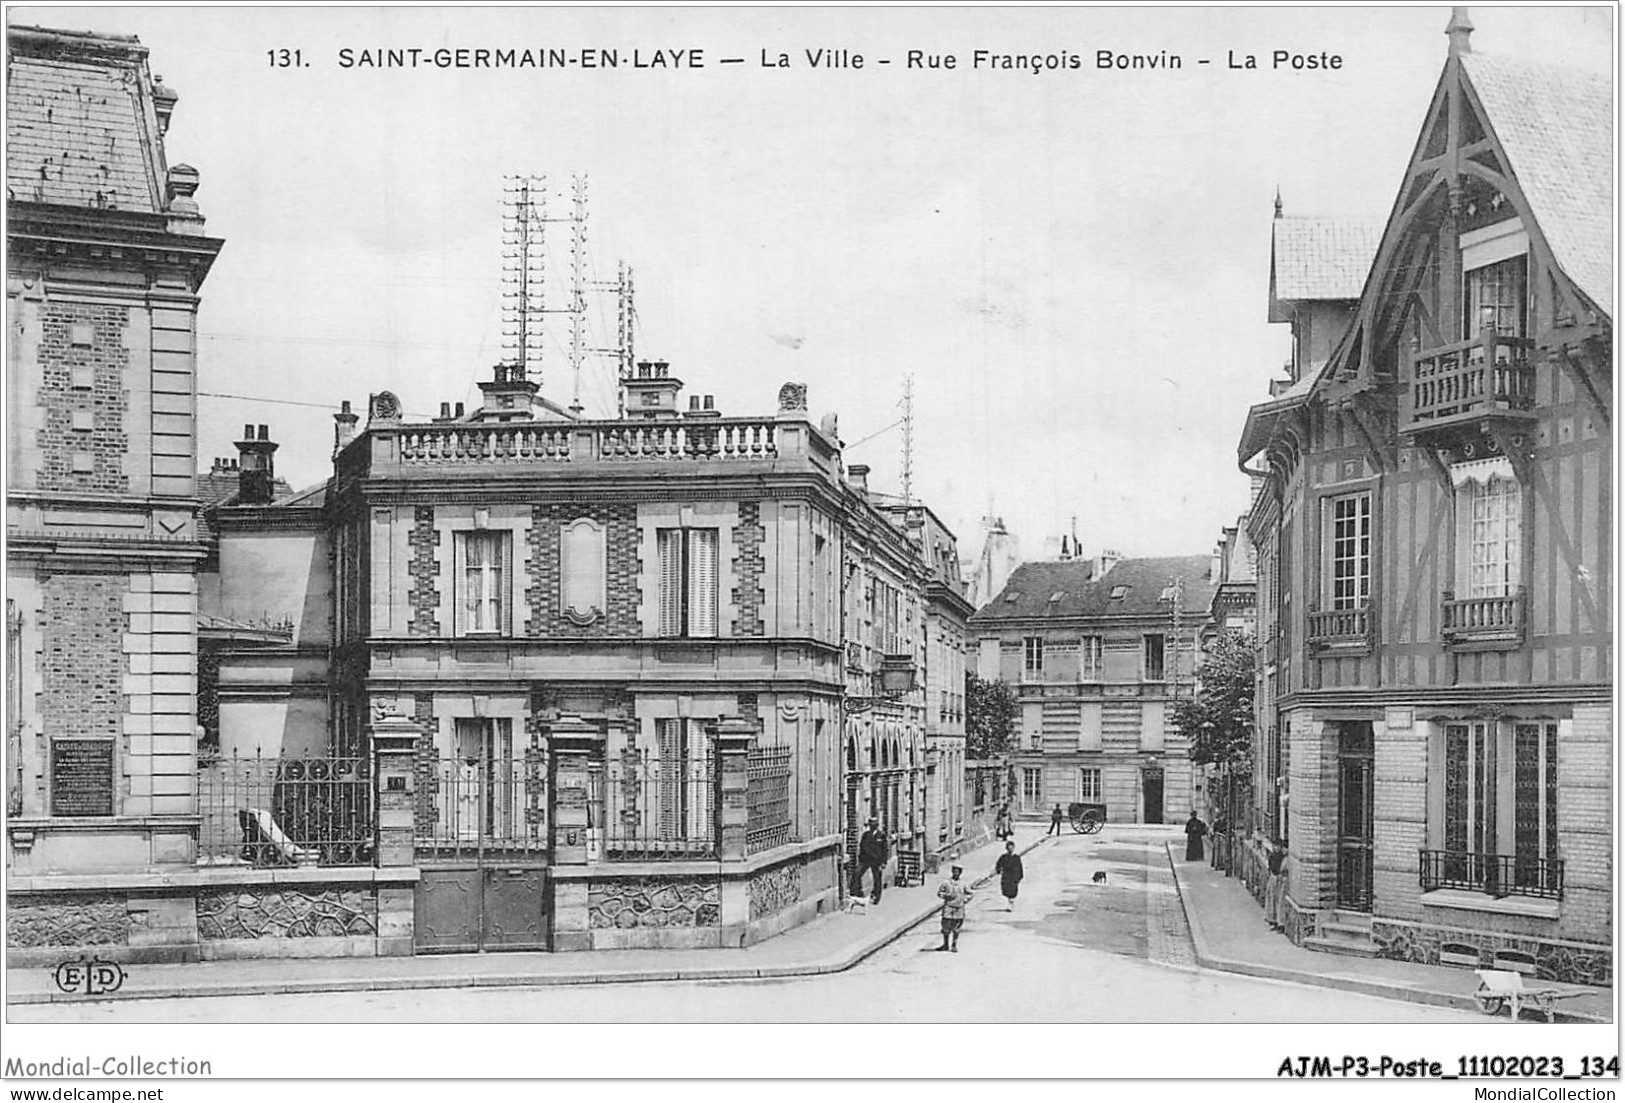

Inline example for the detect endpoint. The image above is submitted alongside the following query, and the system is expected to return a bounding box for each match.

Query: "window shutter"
[499,532,513,635]
[658,530,682,635]
[657,718,681,839]
[452,532,468,636]
[688,529,718,637]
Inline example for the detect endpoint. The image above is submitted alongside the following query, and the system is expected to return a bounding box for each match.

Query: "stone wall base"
[1370,916,1612,986]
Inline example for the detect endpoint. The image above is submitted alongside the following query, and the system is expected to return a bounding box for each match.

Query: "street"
[12,829,1484,1025]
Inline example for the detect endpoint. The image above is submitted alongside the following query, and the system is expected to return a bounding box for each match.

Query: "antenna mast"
[568,174,589,415]
[501,175,547,381]
[901,374,915,504]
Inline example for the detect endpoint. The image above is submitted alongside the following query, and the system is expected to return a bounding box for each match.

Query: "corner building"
[1237,14,1611,981]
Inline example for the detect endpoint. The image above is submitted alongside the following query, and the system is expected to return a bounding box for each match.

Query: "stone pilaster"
[548,715,604,951]
[371,712,419,956]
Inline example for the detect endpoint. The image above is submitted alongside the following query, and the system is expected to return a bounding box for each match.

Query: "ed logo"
[53,955,125,996]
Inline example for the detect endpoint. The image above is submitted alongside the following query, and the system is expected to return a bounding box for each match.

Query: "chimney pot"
[258,424,269,440]
[455,402,464,418]
[243,423,254,440]
[704,395,715,410]
[341,399,352,415]
[689,395,701,410]
[440,402,452,419]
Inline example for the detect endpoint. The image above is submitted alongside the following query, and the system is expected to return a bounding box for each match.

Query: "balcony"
[393,418,780,466]
[1306,604,1372,654]
[1419,849,1563,901]
[1403,333,1536,437]
[1441,589,1524,650]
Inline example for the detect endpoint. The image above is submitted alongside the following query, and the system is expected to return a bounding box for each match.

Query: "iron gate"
[414,750,550,953]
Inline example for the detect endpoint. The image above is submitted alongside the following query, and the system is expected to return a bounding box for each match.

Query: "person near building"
[855,818,888,903]
[995,803,1013,842]
[1264,838,1290,931]
[1210,812,1230,872]
[935,864,972,951]
[1047,803,1065,836]
[994,841,1024,911]
[1183,810,1207,861]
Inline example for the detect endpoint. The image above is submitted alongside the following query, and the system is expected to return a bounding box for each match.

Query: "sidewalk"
[1165,842,1613,1024]
[8,836,1050,1006]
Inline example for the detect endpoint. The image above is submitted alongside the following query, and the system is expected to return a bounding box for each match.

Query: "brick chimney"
[235,423,278,504]
[332,400,359,457]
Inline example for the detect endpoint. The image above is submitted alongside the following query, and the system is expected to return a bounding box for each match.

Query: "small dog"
[844,897,871,915]
[1091,871,1108,884]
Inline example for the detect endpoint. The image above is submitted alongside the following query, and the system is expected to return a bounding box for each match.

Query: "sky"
[17,4,1615,568]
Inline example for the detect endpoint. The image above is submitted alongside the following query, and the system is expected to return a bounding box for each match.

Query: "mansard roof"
[972,555,1216,623]
[1461,52,1613,316]
[6,26,169,214]
[1268,217,1382,313]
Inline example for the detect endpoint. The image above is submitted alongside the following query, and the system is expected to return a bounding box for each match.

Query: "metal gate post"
[370,711,421,956]
[548,714,603,951]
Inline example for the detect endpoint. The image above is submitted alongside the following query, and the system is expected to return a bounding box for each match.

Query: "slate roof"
[6,28,165,212]
[195,470,309,544]
[1270,218,1382,304]
[1462,52,1613,316]
[971,555,1216,622]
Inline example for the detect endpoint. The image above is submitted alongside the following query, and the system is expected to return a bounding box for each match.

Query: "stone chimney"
[333,399,359,457]
[1446,6,1473,56]
[1096,549,1122,578]
[848,463,870,497]
[623,359,684,419]
[151,75,178,135]
[235,423,278,505]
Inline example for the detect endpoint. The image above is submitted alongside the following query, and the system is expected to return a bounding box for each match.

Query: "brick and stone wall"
[39,573,124,740]
[1371,917,1611,986]
[732,500,765,636]
[523,504,638,636]
[406,506,441,636]
[35,301,130,495]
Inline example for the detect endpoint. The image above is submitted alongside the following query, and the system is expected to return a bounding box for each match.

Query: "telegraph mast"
[500,175,548,382]
[567,175,589,415]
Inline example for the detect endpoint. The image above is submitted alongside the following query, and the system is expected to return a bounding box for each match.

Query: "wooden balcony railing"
[1441,589,1524,646]
[1405,333,1536,430]
[1306,605,1371,650]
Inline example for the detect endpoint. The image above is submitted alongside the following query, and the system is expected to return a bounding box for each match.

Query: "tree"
[964,673,1018,759]
[1172,629,1256,771]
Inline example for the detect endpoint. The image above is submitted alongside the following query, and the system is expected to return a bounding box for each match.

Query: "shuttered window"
[657,527,719,637]
[454,531,511,636]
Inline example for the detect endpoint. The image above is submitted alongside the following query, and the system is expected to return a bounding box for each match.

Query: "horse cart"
[1068,802,1107,834]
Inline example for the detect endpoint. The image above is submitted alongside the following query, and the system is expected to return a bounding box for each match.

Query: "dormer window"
[1110,585,1128,600]
[1465,256,1527,340]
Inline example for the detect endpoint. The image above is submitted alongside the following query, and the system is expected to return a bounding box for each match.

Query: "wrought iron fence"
[603,746,718,860]
[414,753,547,859]
[1418,848,1564,900]
[197,753,372,866]
[746,745,793,855]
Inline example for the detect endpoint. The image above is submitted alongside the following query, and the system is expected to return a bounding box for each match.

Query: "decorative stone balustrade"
[388,418,785,467]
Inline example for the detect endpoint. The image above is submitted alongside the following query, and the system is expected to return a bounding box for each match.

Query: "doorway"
[1336,721,1375,912]
[1141,767,1164,824]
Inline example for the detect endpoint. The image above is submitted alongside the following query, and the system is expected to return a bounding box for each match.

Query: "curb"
[1162,842,1609,1025]
[9,838,1058,1006]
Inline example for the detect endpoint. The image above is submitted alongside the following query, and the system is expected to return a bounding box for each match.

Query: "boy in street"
[935,864,972,951]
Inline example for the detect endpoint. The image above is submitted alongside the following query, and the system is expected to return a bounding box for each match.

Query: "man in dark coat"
[994,841,1024,911]
[855,818,888,903]
[1047,803,1065,836]
[1184,811,1207,861]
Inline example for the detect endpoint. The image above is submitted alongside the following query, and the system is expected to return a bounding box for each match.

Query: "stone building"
[191,361,972,955]
[6,28,224,956]
[971,552,1216,825]
[1237,12,1611,982]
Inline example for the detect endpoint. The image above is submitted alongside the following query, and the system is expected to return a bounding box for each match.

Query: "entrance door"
[414,721,550,953]
[1336,722,1375,911]
[1142,767,1164,824]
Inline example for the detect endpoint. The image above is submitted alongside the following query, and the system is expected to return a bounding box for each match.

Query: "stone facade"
[1371,918,1611,986]
[747,860,803,921]
[35,301,130,495]
[588,877,721,929]
[195,888,377,940]
[7,893,130,947]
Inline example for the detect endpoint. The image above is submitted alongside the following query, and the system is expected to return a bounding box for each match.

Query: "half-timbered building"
[1238,11,1611,982]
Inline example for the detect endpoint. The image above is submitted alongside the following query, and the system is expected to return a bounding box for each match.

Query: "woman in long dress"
[1183,811,1207,861]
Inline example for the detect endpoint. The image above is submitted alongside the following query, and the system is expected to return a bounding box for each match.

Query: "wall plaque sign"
[51,739,115,817]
